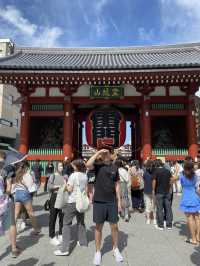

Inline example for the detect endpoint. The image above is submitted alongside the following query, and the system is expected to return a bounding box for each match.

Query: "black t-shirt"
[143,170,153,194]
[153,167,172,194]
[93,161,119,203]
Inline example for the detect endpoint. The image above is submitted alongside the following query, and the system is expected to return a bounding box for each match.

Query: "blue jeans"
[14,190,31,203]
[155,193,173,228]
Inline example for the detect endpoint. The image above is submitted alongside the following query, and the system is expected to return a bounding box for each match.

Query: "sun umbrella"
[0,143,27,166]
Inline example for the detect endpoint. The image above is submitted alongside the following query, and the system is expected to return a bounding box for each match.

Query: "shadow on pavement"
[0,246,10,261]
[190,245,200,265]
[42,263,55,266]
[173,220,188,238]
[17,233,43,251]
[87,226,95,243]
[36,213,49,227]
[101,230,128,256]
[8,257,38,266]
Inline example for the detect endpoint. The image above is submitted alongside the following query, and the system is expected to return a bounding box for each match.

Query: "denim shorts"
[14,189,31,203]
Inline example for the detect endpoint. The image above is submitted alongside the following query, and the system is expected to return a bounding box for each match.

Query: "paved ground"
[0,190,200,266]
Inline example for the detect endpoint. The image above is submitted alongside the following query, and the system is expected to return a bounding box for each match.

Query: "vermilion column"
[141,96,152,161]
[63,99,73,159]
[19,96,29,154]
[187,95,198,160]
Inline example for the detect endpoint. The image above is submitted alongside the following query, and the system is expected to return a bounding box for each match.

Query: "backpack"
[75,174,89,213]
[131,176,141,189]
[130,168,141,189]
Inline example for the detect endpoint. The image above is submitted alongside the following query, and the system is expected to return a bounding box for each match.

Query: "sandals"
[185,239,198,245]
[30,229,41,236]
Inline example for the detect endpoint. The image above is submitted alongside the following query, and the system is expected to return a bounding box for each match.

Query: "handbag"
[54,185,68,209]
[75,175,89,213]
[44,199,50,211]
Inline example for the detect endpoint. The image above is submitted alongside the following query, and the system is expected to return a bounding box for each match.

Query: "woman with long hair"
[178,160,200,245]
[13,161,40,235]
[47,161,66,246]
[54,159,88,256]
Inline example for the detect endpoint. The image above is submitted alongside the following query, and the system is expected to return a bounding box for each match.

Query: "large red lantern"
[86,109,126,148]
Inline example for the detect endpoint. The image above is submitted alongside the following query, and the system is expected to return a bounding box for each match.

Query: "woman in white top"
[54,159,88,256]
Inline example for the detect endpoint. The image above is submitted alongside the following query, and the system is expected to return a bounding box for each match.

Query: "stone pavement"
[0,192,200,266]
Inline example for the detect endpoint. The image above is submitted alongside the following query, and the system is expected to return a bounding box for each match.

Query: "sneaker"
[11,248,21,258]
[54,249,69,256]
[167,227,173,230]
[50,237,60,246]
[146,219,151,225]
[125,215,129,222]
[156,226,164,231]
[58,235,63,243]
[113,248,123,263]
[153,219,157,225]
[93,251,101,265]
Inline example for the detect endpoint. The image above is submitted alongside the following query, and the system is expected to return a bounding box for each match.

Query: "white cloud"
[109,18,120,34]
[32,27,63,48]
[160,0,200,43]
[138,27,155,42]
[0,5,36,36]
[77,0,112,39]
[95,0,109,13]
[0,5,63,47]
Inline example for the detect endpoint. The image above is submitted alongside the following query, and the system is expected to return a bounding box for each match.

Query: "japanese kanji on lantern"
[86,109,126,148]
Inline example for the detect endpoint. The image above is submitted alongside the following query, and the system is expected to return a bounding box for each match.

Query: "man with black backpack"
[86,147,123,265]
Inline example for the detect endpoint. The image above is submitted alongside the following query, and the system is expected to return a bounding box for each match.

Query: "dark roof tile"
[0,43,200,70]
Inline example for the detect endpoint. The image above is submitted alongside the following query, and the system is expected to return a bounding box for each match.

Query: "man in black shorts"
[86,147,123,265]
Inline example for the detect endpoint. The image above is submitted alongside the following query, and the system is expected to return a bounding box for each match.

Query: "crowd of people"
[0,147,200,265]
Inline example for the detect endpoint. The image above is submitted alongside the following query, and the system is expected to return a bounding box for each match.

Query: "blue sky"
[0,0,200,145]
[0,0,200,47]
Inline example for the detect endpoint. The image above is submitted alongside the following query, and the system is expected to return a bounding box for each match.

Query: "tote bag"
[75,175,89,213]
[54,185,68,209]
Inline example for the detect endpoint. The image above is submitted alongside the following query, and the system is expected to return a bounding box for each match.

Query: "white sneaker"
[125,215,129,222]
[93,251,101,265]
[50,237,60,246]
[146,219,151,225]
[167,227,173,230]
[54,249,69,256]
[113,248,123,263]
[16,220,26,233]
[156,226,164,231]
[58,235,63,243]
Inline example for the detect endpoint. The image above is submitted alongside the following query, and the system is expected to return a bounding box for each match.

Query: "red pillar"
[141,96,152,161]
[19,97,29,154]
[187,96,198,160]
[63,99,73,159]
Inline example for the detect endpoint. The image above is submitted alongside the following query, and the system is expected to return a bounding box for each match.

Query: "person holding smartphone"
[47,161,66,246]
[86,147,123,265]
